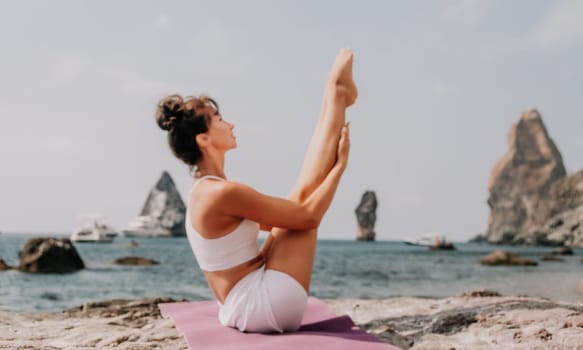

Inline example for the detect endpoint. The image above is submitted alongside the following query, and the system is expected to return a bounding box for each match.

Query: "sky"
[1,1,582,241]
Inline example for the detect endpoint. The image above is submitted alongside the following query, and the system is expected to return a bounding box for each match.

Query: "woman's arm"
[218,123,350,231]
[260,233,274,259]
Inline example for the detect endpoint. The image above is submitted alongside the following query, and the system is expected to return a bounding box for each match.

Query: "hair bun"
[156,95,185,131]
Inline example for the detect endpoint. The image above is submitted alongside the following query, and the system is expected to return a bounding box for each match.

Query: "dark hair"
[156,94,219,167]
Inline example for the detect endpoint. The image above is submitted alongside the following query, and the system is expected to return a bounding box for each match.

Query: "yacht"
[122,215,172,237]
[71,216,118,243]
[403,232,447,247]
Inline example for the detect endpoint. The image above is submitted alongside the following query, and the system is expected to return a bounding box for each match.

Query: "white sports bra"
[185,175,260,272]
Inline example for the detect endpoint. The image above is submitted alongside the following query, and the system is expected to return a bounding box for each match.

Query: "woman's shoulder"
[191,178,257,204]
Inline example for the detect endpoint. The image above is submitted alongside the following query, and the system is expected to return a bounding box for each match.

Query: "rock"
[5,295,583,350]
[478,250,538,266]
[487,110,583,247]
[342,297,583,349]
[540,254,564,262]
[551,246,573,255]
[429,241,456,250]
[533,171,583,246]
[139,171,187,237]
[63,297,182,324]
[460,289,502,297]
[343,295,583,350]
[114,256,159,266]
[0,297,189,349]
[367,325,414,349]
[486,109,566,244]
[355,191,377,241]
[534,328,552,341]
[429,310,477,335]
[17,237,84,273]
[0,259,13,271]
[468,234,488,243]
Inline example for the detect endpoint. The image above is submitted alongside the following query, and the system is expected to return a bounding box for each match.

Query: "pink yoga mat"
[159,297,400,350]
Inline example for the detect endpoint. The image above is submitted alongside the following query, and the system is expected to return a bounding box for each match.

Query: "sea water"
[0,233,582,313]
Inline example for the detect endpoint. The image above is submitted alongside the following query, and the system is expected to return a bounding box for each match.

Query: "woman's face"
[206,107,236,151]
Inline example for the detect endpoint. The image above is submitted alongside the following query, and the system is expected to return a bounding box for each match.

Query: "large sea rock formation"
[355,191,377,241]
[140,171,186,237]
[485,109,583,246]
[17,237,85,273]
[534,170,583,246]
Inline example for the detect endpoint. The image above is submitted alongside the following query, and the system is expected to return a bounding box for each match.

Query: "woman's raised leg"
[264,50,357,293]
[291,48,357,202]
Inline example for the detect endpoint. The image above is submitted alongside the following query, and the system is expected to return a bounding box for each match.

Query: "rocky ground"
[327,290,583,350]
[1,292,582,350]
[0,298,187,350]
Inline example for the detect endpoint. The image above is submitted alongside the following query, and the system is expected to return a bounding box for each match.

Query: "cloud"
[0,126,89,159]
[95,65,189,98]
[441,0,489,25]
[532,0,583,48]
[50,54,88,84]
[188,20,253,78]
[154,13,170,29]
[121,77,188,98]
[431,79,460,98]
[389,190,426,210]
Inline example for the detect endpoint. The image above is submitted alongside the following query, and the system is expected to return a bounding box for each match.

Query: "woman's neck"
[195,151,226,179]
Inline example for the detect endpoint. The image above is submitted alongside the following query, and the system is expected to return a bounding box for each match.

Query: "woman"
[156,49,357,333]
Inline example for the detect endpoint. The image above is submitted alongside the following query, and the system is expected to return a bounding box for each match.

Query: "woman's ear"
[195,133,209,148]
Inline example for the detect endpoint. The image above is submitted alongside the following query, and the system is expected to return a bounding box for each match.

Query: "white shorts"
[218,265,308,333]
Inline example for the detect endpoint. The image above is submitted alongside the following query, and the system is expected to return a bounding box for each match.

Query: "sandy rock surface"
[1,293,583,350]
[0,298,187,350]
[327,291,583,350]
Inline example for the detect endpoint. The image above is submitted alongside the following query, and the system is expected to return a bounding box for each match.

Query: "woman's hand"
[336,122,350,169]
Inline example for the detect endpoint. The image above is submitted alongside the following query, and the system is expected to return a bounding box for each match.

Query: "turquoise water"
[1,233,582,313]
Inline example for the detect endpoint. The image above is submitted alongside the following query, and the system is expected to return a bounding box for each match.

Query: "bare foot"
[329,49,358,107]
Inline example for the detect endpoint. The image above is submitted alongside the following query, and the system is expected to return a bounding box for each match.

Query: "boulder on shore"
[478,250,538,266]
[17,237,84,273]
[355,191,377,241]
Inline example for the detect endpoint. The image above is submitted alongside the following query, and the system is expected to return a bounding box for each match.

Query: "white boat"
[71,215,118,243]
[122,215,172,238]
[403,232,447,247]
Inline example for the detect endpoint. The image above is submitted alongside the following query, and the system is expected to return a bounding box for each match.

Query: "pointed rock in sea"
[486,109,566,245]
[140,171,187,236]
[355,191,377,241]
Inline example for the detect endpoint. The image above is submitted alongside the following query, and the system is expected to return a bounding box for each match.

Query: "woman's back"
[186,176,261,272]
